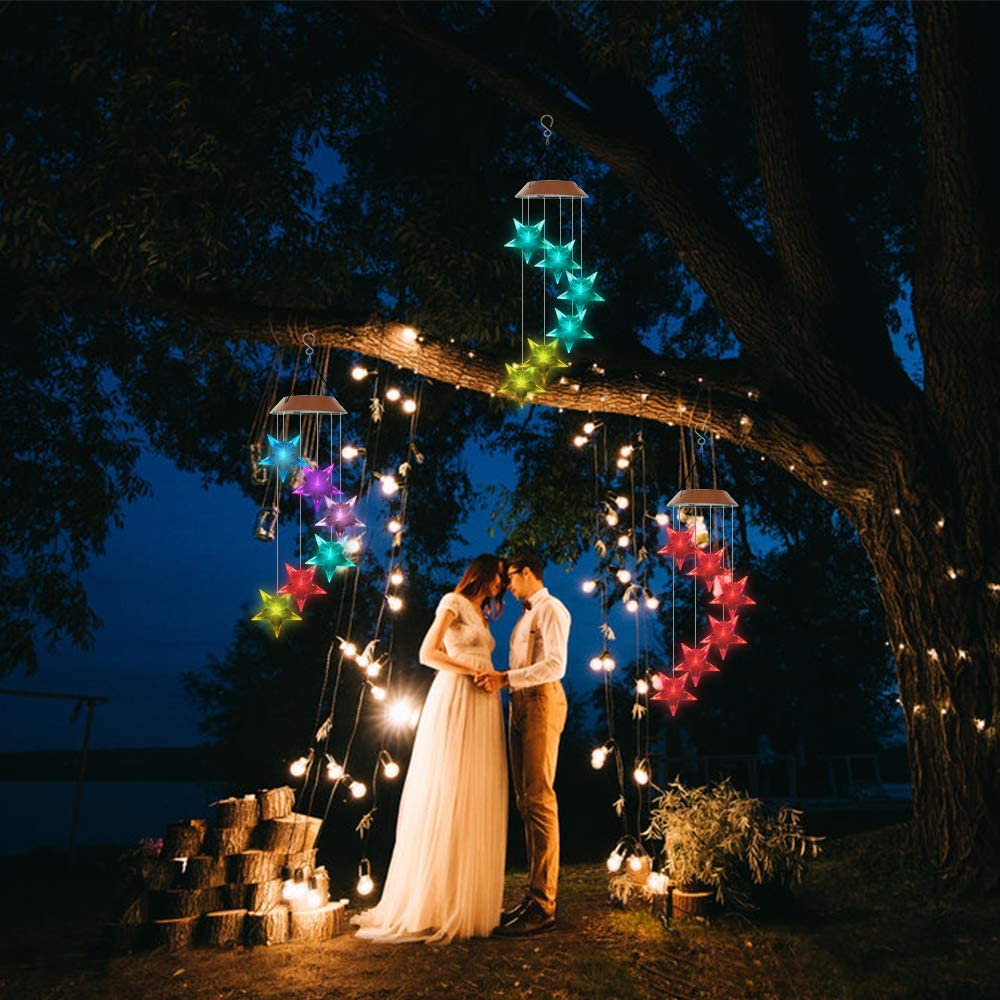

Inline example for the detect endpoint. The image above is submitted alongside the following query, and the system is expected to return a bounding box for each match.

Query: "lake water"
[1,780,224,855]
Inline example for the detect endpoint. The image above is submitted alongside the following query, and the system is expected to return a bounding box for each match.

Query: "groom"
[475,551,570,936]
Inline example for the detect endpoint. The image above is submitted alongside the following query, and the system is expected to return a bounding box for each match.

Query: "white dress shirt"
[507,587,571,690]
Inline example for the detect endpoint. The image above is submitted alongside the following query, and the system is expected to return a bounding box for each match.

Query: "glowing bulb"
[582,579,597,594]
[402,398,417,414]
[357,874,374,896]
[655,512,668,526]
[636,679,649,696]
[370,684,387,701]
[383,760,400,779]
[633,764,649,786]
[573,435,588,448]
[400,326,418,343]
[390,570,404,586]
[947,567,958,580]
[616,569,632,584]
[365,661,382,678]
[381,476,399,496]
[307,889,323,908]
[388,700,412,727]
[344,538,361,555]
[615,496,629,510]
[616,458,629,470]
[326,758,344,781]
[349,780,366,799]
[645,596,660,610]
[647,872,668,894]
[606,851,623,873]
[350,365,368,381]
[387,518,402,533]
[975,718,986,732]
[605,511,619,527]
[625,598,639,613]
[385,387,401,402]
[342,445,359,460]
[583,421,596,435]
[340,641,357,659]
[387,595,404,612]
[619,445,634,458]
[282,879,306,901]
[289,755,309,778]
[602,654,616,673]
[589,656,604,672]
[617,534,630,548]
[627,854,643,872]
[356,652,371,668]
[591,747,608,769]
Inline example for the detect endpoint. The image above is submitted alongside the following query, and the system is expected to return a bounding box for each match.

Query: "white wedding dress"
[354,592,508,943]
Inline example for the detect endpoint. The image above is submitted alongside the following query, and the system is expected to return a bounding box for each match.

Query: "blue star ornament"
[306,533,356,582]
[534,239,581,284]
[546,308,594,352]
[259,434,309,483]
[504,218,546,263]
[558,271,606,309]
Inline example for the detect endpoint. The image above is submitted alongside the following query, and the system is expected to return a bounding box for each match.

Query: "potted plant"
[646,779,821,915]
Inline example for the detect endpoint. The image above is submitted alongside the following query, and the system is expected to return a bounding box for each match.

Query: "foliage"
[646,779,820,909]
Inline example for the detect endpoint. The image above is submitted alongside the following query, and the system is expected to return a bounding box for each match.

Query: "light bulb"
[617,534,630,548]
[365,660,382,678]
[582,579,597,594]
[307,889,323,909]
[589,656,604,672]
[655,512,668,526]
[387,518,402,533]
[616,458,630,470]
[650,673,663,691]
[615,496,629,510]
[616,569,632,584]
[349,780,366,799]
[400,326,418,343]
[390,570,404,586]
[602,654,616,673]
[625,599,639,613]
[633,765,649,786]
[388,700,412,727]
[345,538,361,555]
[402,398,417,414]
[370,684,387,702]
[975,718,986,732]
[341,445,359,460]
[645,595,660,610]
[619,445,634,457]
[356,652,371,668]
[583,421,596,435]
[387,595,404,612]
[385,387,401,402]
[638,680,651,698]
[340,641,357,659]
[647,872,668,894]
[383,760,400,779]
[326,759,344,781]
[289,755,309,778]
[627,854,643,872]
[605,511,619,527]
[357,874,374,896]
[283,878,306,900]
[573,435,588,448]
[606,851,623,873]
[381,476,399,496]
[590,747,608,770]
[350,365,368,381]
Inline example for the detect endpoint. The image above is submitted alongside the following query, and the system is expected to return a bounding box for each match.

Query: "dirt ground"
[2,826,999,1000]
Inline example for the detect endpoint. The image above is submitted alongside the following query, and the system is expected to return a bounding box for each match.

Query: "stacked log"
[149,915,199,951]
[214,795,260,828]
[289,901,346,943]
[257,815,322,854]
[201,908,247,946]
[206,825,253,856]
[258,786,295,820]
[245,879,284,912]
[228,849,283,885]
[184,855,228,889]
[162,819,206,858]
[246,907,290,946]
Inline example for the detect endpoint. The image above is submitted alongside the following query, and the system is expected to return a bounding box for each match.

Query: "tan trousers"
[508,681,568,916]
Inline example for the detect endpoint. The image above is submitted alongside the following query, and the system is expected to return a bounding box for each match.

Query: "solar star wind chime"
[250,334,361,636]
[499,115,606,403]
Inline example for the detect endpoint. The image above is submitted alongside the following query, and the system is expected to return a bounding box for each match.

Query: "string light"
[390,569,404,586]
[975,718,987,732]
[616,457,630,470]
[655,512,669,526]
[583,421,596,434]
[635,678,649,696]
[646,872,668,894]
[344,538,361,555]
[387,699,414,727]
[605,511,620,527]
[616,569,632,584]
[339,640,357,659]
[289,752,312,778]
[615,496,629,510]
[625,598,639,613]
[349,779,367,799]
[617,534,630,548]
[627,854,643,872]
[357,860,374,896]
[369,684,387,702]
[589,651,615,673]
[582,579,597,594]
[386,595,404,613]
[341,445,360,460]
[606,849,624,873]
[385,387,401,402]
[633,760,650,786]
[380,750,400,779]
[387,518,402,533]
[645,595,660,611]
[402,398,417,414]
[350,366,368,381]
[573,434,588,447]
[400,327,418,344]
[325,756,344,781]
[947,568,958,580]
[380,475,399,496]
[590,741,613,769]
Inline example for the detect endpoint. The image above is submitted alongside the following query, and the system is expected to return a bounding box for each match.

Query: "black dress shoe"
[499,896,532,926]
[494,899,556,937]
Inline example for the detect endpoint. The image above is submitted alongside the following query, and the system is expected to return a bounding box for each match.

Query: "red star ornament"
[657,525,698,569]
[278,563,326,612]
[687,546,728,590]
[651,672,697,716]
[700,614,747,660]
[674,643,721,687]
[710,575,757,611]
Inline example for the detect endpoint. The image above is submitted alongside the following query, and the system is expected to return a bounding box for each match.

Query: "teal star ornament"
[504,218,546,263]
[534,239,581,284]
[546,308,594,352]
[259,434,309,483]
[558,271,606,309]
[306,533,356,582]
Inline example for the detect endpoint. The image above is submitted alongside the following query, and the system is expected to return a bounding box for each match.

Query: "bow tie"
[521,600,532,612]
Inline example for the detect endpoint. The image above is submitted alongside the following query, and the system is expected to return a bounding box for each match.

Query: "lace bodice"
[436,592,496,661]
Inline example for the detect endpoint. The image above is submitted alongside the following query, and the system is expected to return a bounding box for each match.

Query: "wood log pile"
[127,787,346,950]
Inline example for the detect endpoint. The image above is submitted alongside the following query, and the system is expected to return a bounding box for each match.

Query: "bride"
[354,554,508,943]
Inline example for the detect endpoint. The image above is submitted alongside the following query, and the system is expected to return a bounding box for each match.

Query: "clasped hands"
[473,668,509,695]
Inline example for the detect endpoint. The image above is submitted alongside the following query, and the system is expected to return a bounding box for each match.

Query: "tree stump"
[281,848,318,875]
[245,879,284,912]
[184,855,228,888]
[245,906,290,946]
[214,795,260,828]
[288,901,344,942]
[201,909,247,946]
[150,915,199,951]
[206,825,253,856]
[257,786,295,821]
[162,819,207,858]
[143,857,185,891]
[149,886,223,919]
[258,815,322,853]
[670,888,715,918]
[228,850,282,884]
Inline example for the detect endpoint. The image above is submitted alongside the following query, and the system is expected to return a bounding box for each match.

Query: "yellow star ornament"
[499,362,545,405]
[526,338,569,384]
[251,589,302,637]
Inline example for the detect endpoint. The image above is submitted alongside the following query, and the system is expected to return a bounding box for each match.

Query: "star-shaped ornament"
[651,672,698,716]
[259,434,310,484]
[316,495,365,537]
[700,613,747,660]
[251,589,302,637]
[657,525,698,569]
[526,338,570,383]
[534,239,582,284]
[306,534,356,582]
[500,362,545,404]
[558,271,606,309]
[710,576,758,611]
[674,642,721,687]
[504,218,546,263]
[546,309,594,353]
[278,564,326,612]
[687,546,728,590]
[292,464,342,512]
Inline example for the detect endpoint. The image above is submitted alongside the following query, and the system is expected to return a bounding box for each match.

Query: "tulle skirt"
[354,659,508,943]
